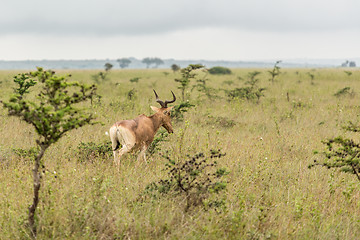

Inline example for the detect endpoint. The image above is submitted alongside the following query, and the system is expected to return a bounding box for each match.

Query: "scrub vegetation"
[1,67,360,239]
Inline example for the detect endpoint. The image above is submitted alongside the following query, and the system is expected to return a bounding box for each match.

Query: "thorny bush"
[142,150,229,212]
[310,121,360,182]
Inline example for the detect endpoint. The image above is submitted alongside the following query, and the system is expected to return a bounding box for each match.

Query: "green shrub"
[175,64,205,101]
[172,101,195,121]
[225,87,266,102]
[268,60,281,83]
[334,87,355,98]
[208,66,232,75]
[225,71,266,103]
[129,77,140,83]
[310,122,360,182]
[142,150,229,212]
[127,88,137,100]
[192,72,220,100]
[76,141,113,163]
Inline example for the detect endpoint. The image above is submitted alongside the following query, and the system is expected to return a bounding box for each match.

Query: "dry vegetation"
[1,67,360,239]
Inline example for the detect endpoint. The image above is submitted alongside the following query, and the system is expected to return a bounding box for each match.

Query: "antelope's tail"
[109,125,121,151]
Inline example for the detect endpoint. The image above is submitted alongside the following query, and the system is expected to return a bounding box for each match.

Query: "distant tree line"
[341,60,356,67]
[117,58,131,69]
[115,57,166,69]
[142,57,164,68]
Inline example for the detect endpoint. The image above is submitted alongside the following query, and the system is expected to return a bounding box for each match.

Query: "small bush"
[76,141,113,163]
[208,66,232,75]
[129,77,140,83]
[225,87,266,102]
[192,71,220,100]
[310,122,360,182]
[225,71,266,103]
[92,72,108,83]
[172,101,195,121]
[127,88,137,100]
[142,150,229,212]
[334,87,355,98]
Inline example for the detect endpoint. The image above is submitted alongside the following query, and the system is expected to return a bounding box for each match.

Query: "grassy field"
[1,67,360,239]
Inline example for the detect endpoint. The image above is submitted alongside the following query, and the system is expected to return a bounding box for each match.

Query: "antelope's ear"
[163,106,174,115]
[150,106,160,112]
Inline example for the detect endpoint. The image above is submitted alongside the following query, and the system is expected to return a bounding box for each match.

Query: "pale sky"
[0,0,359,61]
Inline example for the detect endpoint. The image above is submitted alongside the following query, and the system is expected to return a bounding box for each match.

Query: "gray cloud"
[1,0,359,36]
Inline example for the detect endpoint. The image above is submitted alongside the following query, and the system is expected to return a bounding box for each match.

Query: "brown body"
[110,90,175,165]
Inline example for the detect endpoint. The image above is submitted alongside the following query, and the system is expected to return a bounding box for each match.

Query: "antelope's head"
[151,89,176,133]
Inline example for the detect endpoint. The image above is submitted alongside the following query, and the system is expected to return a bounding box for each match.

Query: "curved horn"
[164,91,176,106]
[153,89,166,108]
[153,90,176,108]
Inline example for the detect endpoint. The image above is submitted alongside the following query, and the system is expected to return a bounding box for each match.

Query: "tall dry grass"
[1,68,360,239]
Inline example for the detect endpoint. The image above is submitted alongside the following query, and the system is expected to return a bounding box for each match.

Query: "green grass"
[1,68,360,239]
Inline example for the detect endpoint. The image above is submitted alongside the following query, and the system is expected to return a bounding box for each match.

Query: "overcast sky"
[0,0,359,61]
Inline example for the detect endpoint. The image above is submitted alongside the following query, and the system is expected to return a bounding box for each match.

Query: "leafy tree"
[117,58,132,69]
[142,57,164,68]
[268,60,281,83]
[175,64,205,101]
[317,137,360,182]
[341,60,349,67]
[310,121,360,183]
[349,61,356,67]
[153,57,164,68]
[2,68,98,237]
[171,64,180,73]
[104,62,113,72]
[142,57,152,68]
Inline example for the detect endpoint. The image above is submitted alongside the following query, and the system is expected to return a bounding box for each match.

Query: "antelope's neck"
[149,113,162,132]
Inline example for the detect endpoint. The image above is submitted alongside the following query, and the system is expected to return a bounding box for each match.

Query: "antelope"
[109,90,176,165]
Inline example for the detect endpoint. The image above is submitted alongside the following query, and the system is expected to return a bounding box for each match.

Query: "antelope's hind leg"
[111,125,136,165]
[137,145,148,163]
[112,148,120,165]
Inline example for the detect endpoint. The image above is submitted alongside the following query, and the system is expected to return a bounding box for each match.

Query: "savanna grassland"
[1,67,360,239]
